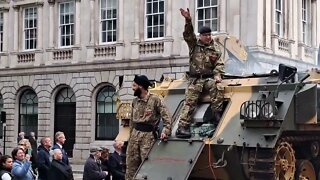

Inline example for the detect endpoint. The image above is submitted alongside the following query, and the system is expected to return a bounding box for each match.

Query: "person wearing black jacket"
[100,147,110,180]
[108,141,125,180]
[83,147,108,180]
[52,131,69,165]
[28,132,38,173]
[48,149,73,180]
[37,137,51,180]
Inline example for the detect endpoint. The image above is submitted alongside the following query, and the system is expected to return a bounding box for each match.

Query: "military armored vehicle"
[115,35,320,179]
[129,64,320,180]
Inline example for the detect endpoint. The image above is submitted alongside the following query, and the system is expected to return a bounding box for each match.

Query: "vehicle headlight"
[245,102,260,119]
[261,103,274,119]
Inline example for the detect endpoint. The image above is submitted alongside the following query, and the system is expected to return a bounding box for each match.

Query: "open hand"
[180,8,191,20]
[160,132,167,140]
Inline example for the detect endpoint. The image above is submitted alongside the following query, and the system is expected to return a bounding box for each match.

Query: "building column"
[288,0,293,40]
[311,0,317,63]
[13,6,19,52]
[133,0,140,41]
[75,0,81,46]
[48,2,54,48]
[2,9,9,52]
[36,2,44,50]
[163,0,173,57]
[131,0,141,59]
[116,0,124,60]
[1,9,9,68]
[311,1,317,47]
[256,0,264,47]
[264,0,272,50]
[317,0,320,47]
[89,0,95,45]
[34,2,44,66]
[297,1,304,59]
[219,0,227,33]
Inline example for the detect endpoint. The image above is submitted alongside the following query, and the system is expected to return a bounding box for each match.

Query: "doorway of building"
[54,87,76,157]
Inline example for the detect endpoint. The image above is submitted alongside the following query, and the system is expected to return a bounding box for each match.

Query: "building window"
[96,86,118,140]
[275,0,283,37]
[19,90,38,137]
[100,0,117,43]
[0,12,3,52]
[146,0,165,39]
[196,0,218,32]
[59,1,75,47]
[302,0,311,45]
[24,7,37,50]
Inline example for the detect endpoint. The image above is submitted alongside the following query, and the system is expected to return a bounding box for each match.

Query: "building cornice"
[0,57,189,77]
[13,0,44,7]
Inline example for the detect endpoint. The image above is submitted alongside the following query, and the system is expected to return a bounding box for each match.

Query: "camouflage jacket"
[130,93,172,135]
[183,19,225,79]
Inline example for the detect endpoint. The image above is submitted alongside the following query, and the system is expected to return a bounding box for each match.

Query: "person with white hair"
[83,147,108,180]
[48,149,73,180]
[108,141,125,180]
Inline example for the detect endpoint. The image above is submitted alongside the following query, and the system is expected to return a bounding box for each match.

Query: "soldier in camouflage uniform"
[125,75,172,180]
[175,8,225,138]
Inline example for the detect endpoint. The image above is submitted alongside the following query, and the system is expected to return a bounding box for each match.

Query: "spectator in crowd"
[52,131,69,165]
[18,139,31,155]
[83,147,108,180]
[37,137,52,180]
[108,141,125,180]
[100,147,110,180]
[0,155,13,180]
[48,149,73,180]
[28,132,37,173]
[18,139,36,170]
[17,132,24,144]
[11,147,35,180]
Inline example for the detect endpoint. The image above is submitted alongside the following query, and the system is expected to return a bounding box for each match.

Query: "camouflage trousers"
[178,78,224,127]
[125,129,155,180]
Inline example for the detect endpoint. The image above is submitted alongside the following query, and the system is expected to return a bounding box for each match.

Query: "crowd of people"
[0,131,125,180]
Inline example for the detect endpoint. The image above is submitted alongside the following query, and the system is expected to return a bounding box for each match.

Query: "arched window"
[96,85,118,140]
[19,90,38,136]
[55,87,76,157]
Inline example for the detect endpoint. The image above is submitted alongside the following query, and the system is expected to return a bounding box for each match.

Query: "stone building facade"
[0,0,318,160]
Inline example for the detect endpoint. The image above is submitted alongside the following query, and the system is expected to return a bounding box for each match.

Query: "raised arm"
[180,8,197,50]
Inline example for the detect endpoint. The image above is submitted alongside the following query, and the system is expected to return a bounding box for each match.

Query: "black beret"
[199,26,212,34]
[134,75,152,90]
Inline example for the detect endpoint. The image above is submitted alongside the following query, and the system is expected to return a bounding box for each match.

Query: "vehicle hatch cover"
[134,139,204,180]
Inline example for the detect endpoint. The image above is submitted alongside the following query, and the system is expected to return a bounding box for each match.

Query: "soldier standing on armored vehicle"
[125,75,172,180]
[175,8,225,139]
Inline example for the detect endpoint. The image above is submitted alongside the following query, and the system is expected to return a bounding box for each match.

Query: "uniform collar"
[197,39,215,47]
[137,92,151,102]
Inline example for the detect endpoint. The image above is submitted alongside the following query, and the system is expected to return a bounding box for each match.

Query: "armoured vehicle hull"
[131,65,320,180]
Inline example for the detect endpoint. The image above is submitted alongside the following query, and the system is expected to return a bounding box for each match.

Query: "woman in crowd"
[0,155,13,180]
[11,147,35,180]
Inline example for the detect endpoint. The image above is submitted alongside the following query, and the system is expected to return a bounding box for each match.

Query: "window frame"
[23,6,37,51]
[275,0,283,37]
[19,89,38,137]
[145,0,165,40]
[58,1,75,48]
[95,85,118,140]
[195,0,219,33]
[99,0,118,44]
[302,0,311,45]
